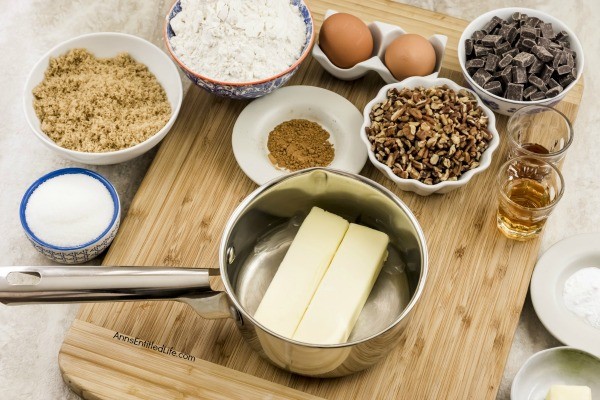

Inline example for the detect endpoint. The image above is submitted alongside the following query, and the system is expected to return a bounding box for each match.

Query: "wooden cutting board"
[59,1,584,399]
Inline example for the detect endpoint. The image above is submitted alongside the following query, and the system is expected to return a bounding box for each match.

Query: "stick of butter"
[293,223,389,344]
[253,207,349,339]
[547,385,592,400]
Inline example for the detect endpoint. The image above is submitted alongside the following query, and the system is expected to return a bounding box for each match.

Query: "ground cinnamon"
[267,119,334,171]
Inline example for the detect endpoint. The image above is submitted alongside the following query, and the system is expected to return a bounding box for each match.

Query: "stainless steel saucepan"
[0,168,427,378]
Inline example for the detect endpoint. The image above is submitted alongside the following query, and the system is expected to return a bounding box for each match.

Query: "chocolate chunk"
[482,35,503,47]
[540,65,554,82]
[529,91,546,101]
[537,37,552,49]
[472,30,486,41]
[485,54,500,71]
[505,83,524,100]
[520,26,537,39]
[548,47,560,57]
[465,39,474,56]
[531,45,554,62]
[495,42,511,55]
[556,30,569,40]
[526,17,541,27]
[466,58,485,69]
[473,68,493,87]
[540,23,555,39]
[499,25,517,42]
[512,66,528,84]
[482,16,502,33]
[511,12,522,22]
[547,78,560,88]
[500,65,513,85]
[559,74,575,87]
[528,56,544,74]
[483,80,503,95]
[522,38,536,49]
[566,53,575,67]
[529,75,546,89]
[523,85,538,99]
[548,41,562,49]
[552,51,566,68]
[545,85,564,98]
[474,45,491,57]
[563,47,576,59]
[513,52,535,67]
[535,28,542,38]
[504,48,519,58]
[498,53,513,69]
[557,64,573,75]
[559,39,571,49]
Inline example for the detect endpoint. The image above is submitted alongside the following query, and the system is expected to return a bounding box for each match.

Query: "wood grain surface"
[59,1,583,399]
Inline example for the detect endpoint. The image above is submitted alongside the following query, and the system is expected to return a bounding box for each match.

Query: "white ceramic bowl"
[360,77,500,196]
[20,168,121,264]
[23,32,183,165]
[312,9,447,84]
[458,8,584,116]
[511,346,600,400]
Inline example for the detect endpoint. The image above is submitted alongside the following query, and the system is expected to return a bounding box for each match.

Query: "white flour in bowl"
[169,0,306,82]
[563,267,600,329]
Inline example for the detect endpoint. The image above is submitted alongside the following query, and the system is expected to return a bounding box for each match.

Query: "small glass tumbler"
[506,105,573,166]
[497,156,565,241]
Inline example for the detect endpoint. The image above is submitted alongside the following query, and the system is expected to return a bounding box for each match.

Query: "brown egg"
[319,13,374,69]
[384,34,437,80]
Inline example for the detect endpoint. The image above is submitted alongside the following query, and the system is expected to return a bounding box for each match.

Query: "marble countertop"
[0,0,598,399]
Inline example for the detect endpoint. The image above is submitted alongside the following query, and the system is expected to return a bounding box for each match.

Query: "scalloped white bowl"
[360,77,500,196]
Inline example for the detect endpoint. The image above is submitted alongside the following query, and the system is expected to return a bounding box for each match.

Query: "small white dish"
[530,233,600,358]
[232,85,367,185]
[360,77,500,196]
[312,10,447,83]
[511,346,600,400]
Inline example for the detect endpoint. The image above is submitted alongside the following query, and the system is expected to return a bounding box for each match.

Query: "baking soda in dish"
[25,174,114,247]
[169,0,306,82]
[563,267,600,329]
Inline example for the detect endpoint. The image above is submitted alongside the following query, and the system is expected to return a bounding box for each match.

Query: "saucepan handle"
[0,266,216,305]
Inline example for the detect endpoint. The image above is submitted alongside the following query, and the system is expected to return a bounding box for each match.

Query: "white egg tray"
[312,10,448,84]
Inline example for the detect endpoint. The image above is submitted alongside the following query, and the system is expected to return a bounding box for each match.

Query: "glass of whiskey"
[507,105,573,167]
[497,156,565,241]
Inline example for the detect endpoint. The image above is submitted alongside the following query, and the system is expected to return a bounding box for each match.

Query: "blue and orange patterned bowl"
[164,0,315,100]
[20,168,121,264]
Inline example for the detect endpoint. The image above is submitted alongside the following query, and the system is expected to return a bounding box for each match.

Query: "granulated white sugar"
[25,173,114,247]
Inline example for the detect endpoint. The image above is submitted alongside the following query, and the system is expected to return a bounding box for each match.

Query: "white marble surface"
[0,1,598,399]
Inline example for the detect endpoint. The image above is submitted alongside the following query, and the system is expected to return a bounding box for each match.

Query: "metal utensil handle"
[0,266,215,305]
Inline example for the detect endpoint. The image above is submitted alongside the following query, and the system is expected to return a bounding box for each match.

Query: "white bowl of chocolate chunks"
[458,8,584,116]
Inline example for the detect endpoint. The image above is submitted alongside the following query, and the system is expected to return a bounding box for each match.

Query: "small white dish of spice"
[232,86,367,185]
[23,32,183,165]
[20,168,121,264]
[531,233,600,358]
